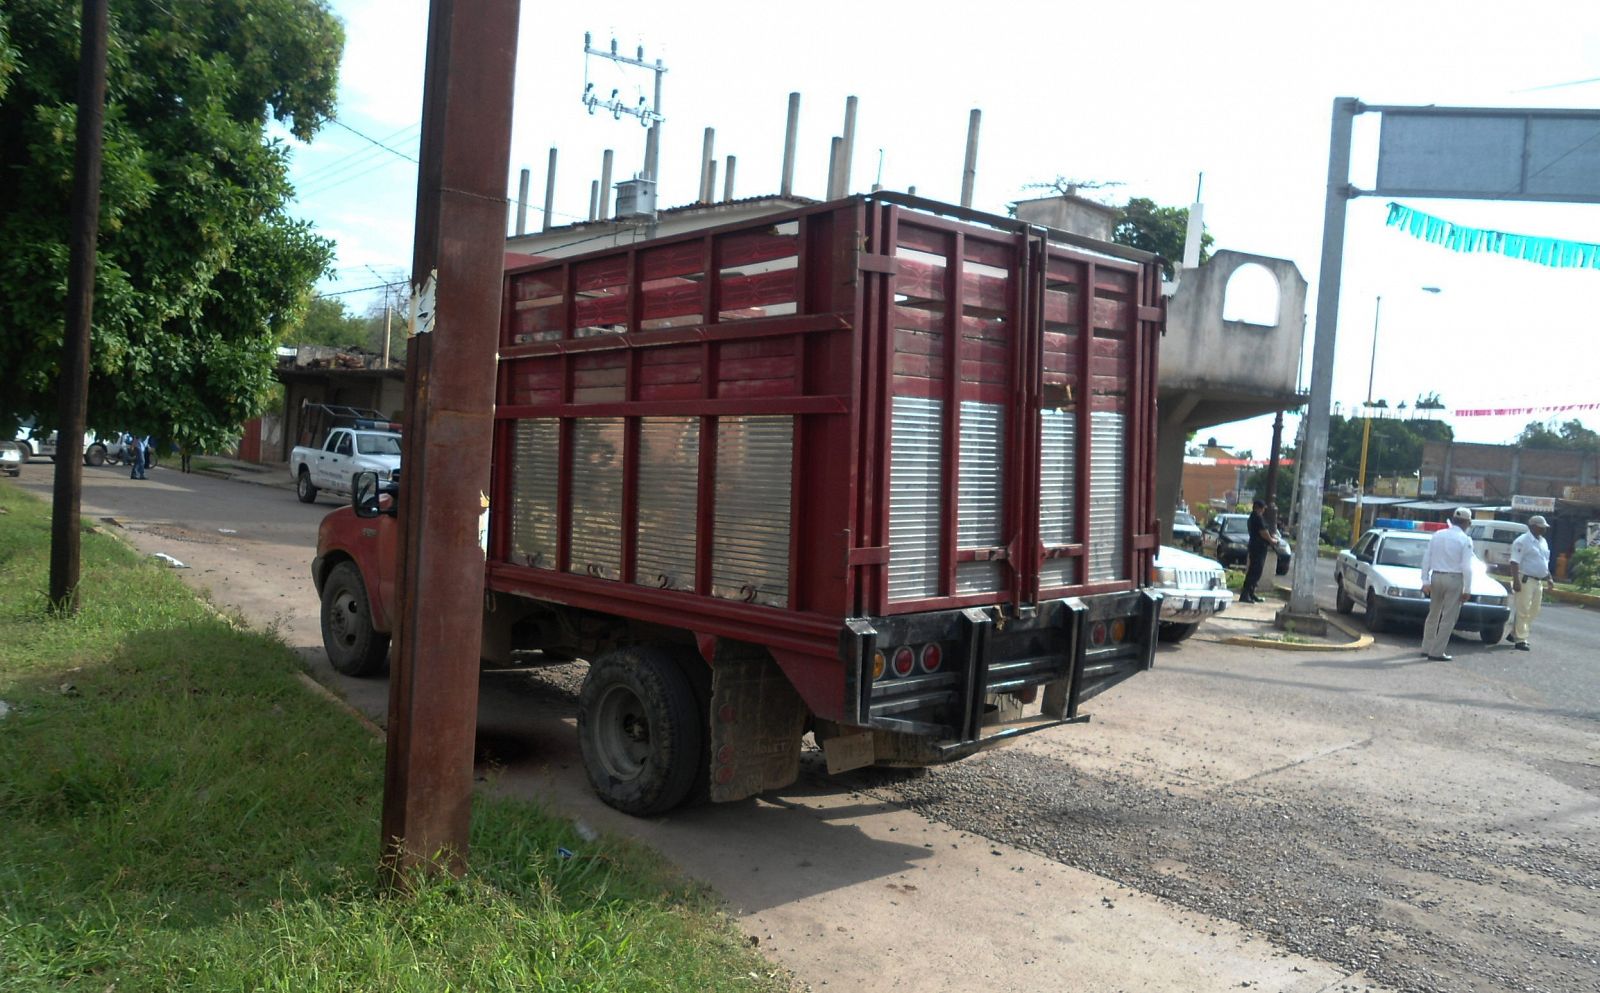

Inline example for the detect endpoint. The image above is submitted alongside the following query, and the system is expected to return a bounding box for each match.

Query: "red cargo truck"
[313,194,1164,816]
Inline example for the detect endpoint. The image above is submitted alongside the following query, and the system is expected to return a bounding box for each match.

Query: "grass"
[0,484,789,992]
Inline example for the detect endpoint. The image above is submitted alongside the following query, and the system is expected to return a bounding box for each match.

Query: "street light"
[1353,286,1441,536]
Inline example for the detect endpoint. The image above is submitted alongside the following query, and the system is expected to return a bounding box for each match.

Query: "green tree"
[0,0,343,450]
[290,297,371,350]
[1515,418,1600,453]
[1015,179,1212,280]
[1111,197,1213,279]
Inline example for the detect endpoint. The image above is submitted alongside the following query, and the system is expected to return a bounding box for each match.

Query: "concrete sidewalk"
[192,455,294,490]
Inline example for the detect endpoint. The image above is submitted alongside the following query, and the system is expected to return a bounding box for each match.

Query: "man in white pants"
[1419,507,1477,662]
[1507,514,1554,651]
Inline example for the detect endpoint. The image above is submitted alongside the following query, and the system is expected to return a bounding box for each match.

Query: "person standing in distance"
[1240,498,1272,603]
[1419,507,1477,661]
[130,433,150,480]
[1507,514,1554,651]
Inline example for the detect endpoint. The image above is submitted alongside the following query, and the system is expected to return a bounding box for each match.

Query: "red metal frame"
[485,197,1163,721]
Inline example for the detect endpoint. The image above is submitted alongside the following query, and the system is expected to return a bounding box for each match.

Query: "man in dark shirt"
[1241,498,1272,603]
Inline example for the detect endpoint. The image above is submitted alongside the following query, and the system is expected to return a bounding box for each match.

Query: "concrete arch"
[1221,261,1282,327]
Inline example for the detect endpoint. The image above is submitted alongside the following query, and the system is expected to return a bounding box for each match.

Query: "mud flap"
[708,646,809,802]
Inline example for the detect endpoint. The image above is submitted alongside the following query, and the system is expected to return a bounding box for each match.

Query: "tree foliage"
[1515,418,1600,453]
[1111,197,1213,279]
[0,0,343,452]
[290,297,370,350]
[1244,409,1455,513]
[1016,179,1212,280]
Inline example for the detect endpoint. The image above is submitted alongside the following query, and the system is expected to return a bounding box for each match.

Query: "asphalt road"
[8,456,1598,993]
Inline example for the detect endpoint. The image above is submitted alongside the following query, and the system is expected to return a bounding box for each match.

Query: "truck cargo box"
[487,196,1161,781]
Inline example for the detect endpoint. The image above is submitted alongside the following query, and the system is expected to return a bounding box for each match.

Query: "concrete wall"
[1162,252,1306,400]
[1011,194,1119,241]
[1422,439,1600,502]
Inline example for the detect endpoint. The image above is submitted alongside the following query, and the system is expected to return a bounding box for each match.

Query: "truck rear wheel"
[1158,621,1199,643]
[84,443,106,467]
[297,468,318,504]
[578,646,704,816]
[320,561,389,677]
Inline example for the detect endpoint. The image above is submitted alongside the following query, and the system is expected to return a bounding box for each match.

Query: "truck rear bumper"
[839,589,1161,757]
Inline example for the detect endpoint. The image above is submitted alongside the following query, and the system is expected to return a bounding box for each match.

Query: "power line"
[330,117,420,164]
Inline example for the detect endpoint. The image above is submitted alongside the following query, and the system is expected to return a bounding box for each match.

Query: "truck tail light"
[1090,621,1108,647]
[871,650,886,680]
[1110,619,1128,643]
[892,646,915,677]
[919,643,943,674]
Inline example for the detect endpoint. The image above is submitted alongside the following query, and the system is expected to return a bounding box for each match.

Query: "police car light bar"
[1373,518,1449,532]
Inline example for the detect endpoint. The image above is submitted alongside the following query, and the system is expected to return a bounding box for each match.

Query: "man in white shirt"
[1419,507,1478,661]
[1507,514,1554,651]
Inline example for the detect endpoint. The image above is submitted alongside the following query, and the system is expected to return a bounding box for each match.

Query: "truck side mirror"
[353,471,384,518]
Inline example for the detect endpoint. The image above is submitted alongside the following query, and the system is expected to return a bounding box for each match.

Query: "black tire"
[1158,621,1200,643]
[297,468,319,504]
[84,443,106,467]
[1335,579,1355,614]
[320,560,389,677]
[1365,590,1388,634]
[578,646,705,817]
[1481,622,1506,645]
[16,441,32,461]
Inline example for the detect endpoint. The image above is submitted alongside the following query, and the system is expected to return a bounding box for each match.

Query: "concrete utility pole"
[960,109,981,208]
[382,0,521,885]
[49,0,109,614]
[780,92,800,197]
[1280,97,1359,632]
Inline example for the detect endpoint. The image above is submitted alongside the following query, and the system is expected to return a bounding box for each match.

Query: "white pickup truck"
[291,426,402,504]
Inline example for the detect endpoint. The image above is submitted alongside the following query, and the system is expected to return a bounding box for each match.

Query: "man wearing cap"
[1507,515,1554,651]
[1419,507,1478,661]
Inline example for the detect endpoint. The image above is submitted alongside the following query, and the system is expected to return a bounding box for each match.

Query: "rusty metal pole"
[381,0,521,885]
[1263,409,1284,530]
[49,0,109,614]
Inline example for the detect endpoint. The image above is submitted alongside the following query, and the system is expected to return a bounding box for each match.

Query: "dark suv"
[1201,513,1252,566]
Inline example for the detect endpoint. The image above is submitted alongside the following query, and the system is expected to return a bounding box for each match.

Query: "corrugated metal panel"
[712,415,792,608]
[1088,411,1126,582]
[569,417,624,581]
[1038,409,1077,588]
[510,419,559,569]
[955,400,1005,594]
[888,396,944,602]
[636,417,699,591]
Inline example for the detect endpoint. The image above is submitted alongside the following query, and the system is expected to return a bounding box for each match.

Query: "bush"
[1320,505,1351,549]
[1569,546,1600,592]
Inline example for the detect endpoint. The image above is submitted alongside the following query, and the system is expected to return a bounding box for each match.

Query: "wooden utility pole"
[380,0,522,885]
[49,0,110,613]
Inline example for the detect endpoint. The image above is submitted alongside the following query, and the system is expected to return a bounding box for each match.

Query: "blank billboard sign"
[1376,107,1600,203]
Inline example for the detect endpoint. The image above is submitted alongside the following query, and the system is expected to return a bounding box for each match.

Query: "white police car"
[1153,544,1233,643]
[1334,519,1511,644]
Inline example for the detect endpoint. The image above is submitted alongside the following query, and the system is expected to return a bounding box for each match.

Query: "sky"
[282,0,1600,457]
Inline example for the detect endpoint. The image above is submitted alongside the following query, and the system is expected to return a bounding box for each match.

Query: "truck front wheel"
[320,561,389,677]
[578,646,704,816]
[297,468,319,504]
